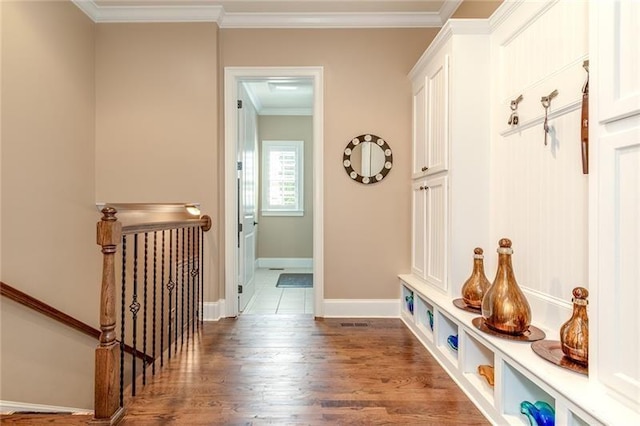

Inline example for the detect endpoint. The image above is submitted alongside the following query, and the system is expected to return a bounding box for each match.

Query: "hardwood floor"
[118,315,488,425]
[1,316,488,425]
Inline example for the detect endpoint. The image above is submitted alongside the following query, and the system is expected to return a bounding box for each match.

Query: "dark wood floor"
[120,315,488,425]
[1,316,488,425]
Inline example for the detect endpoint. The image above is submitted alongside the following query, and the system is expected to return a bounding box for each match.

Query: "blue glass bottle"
[520,400,555,426]
[447,334,458,351]
[405,294,414,314]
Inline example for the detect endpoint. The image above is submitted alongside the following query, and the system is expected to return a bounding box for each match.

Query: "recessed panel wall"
[490,0,588,329]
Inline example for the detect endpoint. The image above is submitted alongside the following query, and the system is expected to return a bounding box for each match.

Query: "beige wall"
[453,0,503,19]
[257,115,313,259]
[451,0,503,19]
[0,0,97,408]
[222,28,437,299]
[94,22,221,300]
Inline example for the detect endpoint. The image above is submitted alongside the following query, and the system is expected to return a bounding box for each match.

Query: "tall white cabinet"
[590,0,640,410]
[409,20,491,297]
[401,1,640,424]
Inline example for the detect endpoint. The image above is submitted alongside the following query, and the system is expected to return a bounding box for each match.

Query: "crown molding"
[72,1,223,23]
[219,12,443,29]
[71,1,456,27]
[488,0,525,31]
[438,0,463,22]
[408,18,490,80]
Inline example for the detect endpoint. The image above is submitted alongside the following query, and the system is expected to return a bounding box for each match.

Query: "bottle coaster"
[472,317,546,342]
[453,298,481,313]
[531,340,588,376]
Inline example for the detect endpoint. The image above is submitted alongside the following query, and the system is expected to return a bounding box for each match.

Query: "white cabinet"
[411,176,448,291]
[409,20,491,298]
[412,51,450,178]
[594,0,640,123]
[591,0,640,410]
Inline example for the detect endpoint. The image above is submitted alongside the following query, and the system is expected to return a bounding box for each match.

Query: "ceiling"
[242,79,314,116]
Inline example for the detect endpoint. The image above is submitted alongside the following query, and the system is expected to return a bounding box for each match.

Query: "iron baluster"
[167,229,174,359]
[194,228,199,327]
[200,227,204,326]
[119,235,127,408]
[191,228,195,334]
[160,230,165,367]
[152,231,157,375]
[130,234,140,397]
[193,228,201,330]
[174,228,179,353]
[191,228,198,333]
[142,233,148,385]
[186,227,191,340]
[181,228,185,346]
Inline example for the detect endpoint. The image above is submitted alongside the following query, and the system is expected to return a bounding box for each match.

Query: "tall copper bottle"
[481,238,532,335]
[461,248,491,309]
[559,287,589,366]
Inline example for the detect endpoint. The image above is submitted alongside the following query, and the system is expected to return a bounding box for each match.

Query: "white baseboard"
[323,299,400,318]
[203,300,225,321]
[0,400,92,415]
[256,257,313,269]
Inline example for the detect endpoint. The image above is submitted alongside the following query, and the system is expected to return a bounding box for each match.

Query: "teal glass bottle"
[520,400,555,426]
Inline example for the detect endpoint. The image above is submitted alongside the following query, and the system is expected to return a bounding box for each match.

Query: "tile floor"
[242,268,314,315]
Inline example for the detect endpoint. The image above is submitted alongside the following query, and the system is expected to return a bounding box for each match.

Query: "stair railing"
[93,206,212,425]
[0,281,152,364]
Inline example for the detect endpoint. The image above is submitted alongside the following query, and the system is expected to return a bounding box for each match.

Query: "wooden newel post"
[93,207,124,424]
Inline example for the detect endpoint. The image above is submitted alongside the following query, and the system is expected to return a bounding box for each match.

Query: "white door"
[237,84,258,312]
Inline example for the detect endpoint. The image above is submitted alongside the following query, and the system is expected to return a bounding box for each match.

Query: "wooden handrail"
[122,215,211,235]
[0,281,153,364]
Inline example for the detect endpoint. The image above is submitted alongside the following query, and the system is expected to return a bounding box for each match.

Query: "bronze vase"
[559,287,589,366]
[481,238,532,335]
[461,247,491,309]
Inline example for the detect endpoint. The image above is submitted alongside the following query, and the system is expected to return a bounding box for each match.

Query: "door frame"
[224,66,324,318]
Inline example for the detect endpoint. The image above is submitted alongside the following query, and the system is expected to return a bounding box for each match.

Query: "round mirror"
[343,134,392,184]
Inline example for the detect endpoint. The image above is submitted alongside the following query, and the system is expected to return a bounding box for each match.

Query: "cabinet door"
[412,83,428,177]
[424,175,448,291]
[597,126,640,405]
[592,0,640,407]
[411,180,427,278]
[425,54,450,175]
[596,0,640,123]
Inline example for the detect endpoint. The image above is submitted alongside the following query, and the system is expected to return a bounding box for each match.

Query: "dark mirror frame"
[342,134,393,185]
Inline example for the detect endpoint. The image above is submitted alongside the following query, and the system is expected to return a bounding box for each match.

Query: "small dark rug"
[276,273,313,288]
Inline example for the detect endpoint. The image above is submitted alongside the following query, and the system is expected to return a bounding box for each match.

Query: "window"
[261,140,304,216]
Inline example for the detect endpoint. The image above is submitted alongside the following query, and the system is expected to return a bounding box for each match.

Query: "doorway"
[224,67,324,318]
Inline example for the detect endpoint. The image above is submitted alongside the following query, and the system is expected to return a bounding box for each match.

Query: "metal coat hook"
[581,60,589,174]
[541,89,558,146]
[508,94,523,126]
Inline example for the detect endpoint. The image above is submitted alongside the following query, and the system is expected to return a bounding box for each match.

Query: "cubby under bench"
[399,274,639,426]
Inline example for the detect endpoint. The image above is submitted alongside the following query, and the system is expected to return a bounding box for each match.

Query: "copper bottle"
[559,287,589,366]
[461,248,491,309]
[481,238,532,335]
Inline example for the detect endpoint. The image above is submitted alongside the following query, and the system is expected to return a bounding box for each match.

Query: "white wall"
[489,0,589,331]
